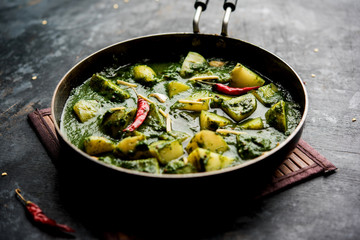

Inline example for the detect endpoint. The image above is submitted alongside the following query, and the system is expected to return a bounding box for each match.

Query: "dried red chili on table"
[15,188,75,233]
[123,97,150,132]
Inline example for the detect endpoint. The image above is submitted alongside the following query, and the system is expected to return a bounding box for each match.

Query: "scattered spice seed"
[15,189,75,233]
[311,74,316,78]
[314,48,319,52]
[352,118,356,122]
[113,3,119,9]
[42,20,47,25]
[32,76,37,80]
[124,0,129,2]
[2,172,7,176]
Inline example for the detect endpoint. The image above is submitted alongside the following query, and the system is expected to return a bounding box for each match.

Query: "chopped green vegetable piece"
[167,81,191,97]
[252,83,282,107]
[199,111,231,131]
[239,117,264,130]
[187,148,235,172]
[221,93,257,122]
[150,140,184,165]
[180,52,208,77]
[113,135,153,160]
[230,63,265,88]
[90,73,130,101]
[265,100,287,133]
[73,100,99,123]
[83,136,115,155]
[133,65,156,84]
[185,130,229,154]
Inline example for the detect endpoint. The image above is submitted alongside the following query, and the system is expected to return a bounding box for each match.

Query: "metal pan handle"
[221,0,237,36]
[193,0,209,33]
[193,0,238,36]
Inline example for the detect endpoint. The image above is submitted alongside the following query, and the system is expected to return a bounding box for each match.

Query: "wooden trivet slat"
[28,108,337,198]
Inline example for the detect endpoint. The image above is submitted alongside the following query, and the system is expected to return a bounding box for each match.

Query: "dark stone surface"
[0,0,359,239]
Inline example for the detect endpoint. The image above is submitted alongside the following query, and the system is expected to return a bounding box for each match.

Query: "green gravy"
[61,52,301,174]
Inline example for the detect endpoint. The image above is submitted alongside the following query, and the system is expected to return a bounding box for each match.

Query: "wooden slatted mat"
[28,108,337,198]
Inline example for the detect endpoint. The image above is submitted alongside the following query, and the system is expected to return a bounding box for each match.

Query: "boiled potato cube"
[221,93,257,122]
[185,130,229,154]
[113,135,153,160]
[239,117,264,130]
[265,100,287,132]
[83,136,115,155]
[171,90,211,112]
[167,81,190,98]
[73,100,99,123]
[180,51,208,77]
[187,148,235,172]
[252,83,282,107]
[230,63,265,88]
[150,140,184,165]
[90,73,130,101]
[133,65,156,83]
[199,111,231,130]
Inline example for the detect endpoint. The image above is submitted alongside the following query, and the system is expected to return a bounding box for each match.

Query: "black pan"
[51,0,308,204]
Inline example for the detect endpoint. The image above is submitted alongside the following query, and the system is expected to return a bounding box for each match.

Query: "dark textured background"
[1,0,359,239]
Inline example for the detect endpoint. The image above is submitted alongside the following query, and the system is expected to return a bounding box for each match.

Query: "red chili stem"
[213,84,260,96]
[123,97,150,132]
[15,188,75,233]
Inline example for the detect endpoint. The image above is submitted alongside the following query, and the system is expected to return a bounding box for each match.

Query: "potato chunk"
[221,93,257,122]
[200,110,231,130]
[83,136,115,155]
[230,63,265,88]
[265,100,288,133]
[239,117,264,130]
[133,65,156,84]
[113,135,153,160]
[252,83,282,107]
[73,100,99,123]
[167,81,190,98]
[185,130,228,154]
[150,140,184,165]
[180,51,208,77]
[171,90,211,112]
[187,148,235,172]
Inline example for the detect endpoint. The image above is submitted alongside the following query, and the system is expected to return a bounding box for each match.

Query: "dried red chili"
[123,97,150,132]
[15,188,75,233]
[197,80,260,96]
[212,84,260,96]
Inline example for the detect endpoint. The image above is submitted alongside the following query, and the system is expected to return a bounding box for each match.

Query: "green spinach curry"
[61,52,301,174]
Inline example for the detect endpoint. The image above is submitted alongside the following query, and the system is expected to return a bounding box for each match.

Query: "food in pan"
[61,51,301,174]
